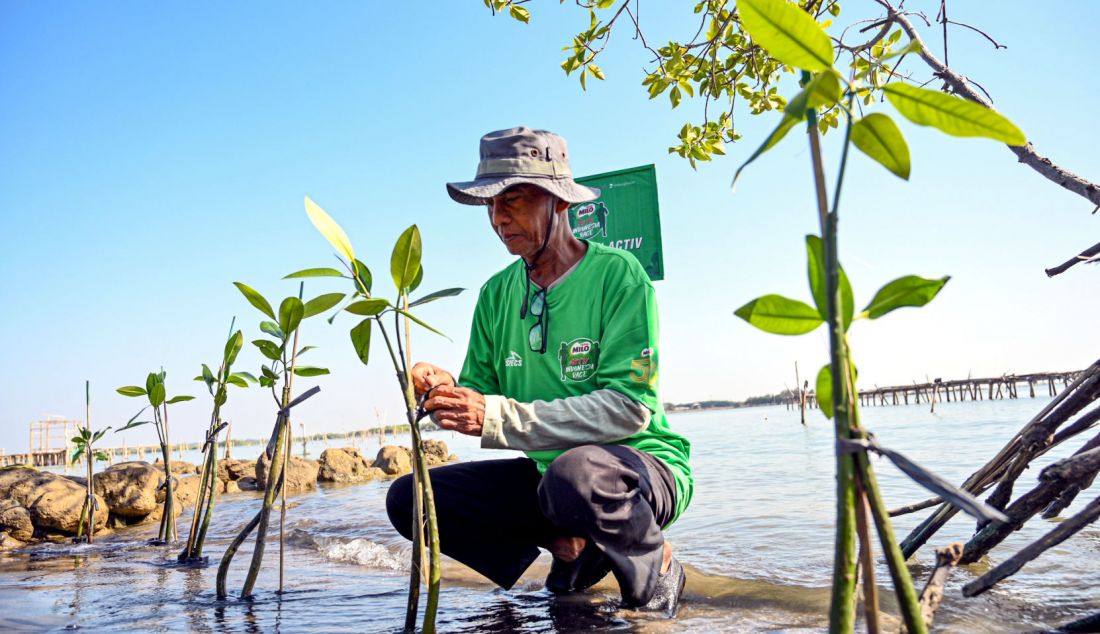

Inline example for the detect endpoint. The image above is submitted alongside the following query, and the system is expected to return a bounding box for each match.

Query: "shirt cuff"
[480,394,508,449]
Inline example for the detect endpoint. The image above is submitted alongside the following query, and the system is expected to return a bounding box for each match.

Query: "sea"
[0,397,1096,632]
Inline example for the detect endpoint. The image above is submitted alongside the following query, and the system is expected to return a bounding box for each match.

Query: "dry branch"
[917,543,963,631]
[1046,240,1100,278]
[883,3,1100,208]
[901,361,1100,558]
[963,495,1100,597]
[961,445,1100,563]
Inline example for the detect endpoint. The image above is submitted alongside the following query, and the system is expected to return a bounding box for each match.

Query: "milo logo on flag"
[568,202,610,240]
[558,338,600,382]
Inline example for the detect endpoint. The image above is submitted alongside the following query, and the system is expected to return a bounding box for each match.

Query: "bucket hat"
[446,127,600,206]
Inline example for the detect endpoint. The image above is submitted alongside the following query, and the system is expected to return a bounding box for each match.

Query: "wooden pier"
[786,370,1083,413]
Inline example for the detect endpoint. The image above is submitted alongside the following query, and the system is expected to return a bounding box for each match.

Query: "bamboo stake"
[854,476,879,634]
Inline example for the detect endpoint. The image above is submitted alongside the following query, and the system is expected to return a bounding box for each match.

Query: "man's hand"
[410,362,455,397]
[424,385,485,436]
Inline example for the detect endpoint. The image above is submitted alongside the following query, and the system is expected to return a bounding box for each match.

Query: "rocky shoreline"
[0,441,456,550]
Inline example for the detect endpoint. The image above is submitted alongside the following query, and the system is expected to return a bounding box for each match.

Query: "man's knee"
[385,473,415,540]
[538,445,608,525]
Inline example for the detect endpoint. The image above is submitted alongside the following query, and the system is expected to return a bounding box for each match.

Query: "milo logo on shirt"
[558,338,600,382]
[568,202,610,240]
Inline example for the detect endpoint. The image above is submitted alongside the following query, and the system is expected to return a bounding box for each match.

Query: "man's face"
[486,184,559,258]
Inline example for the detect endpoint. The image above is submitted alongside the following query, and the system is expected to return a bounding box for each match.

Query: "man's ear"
[555,197,571,214]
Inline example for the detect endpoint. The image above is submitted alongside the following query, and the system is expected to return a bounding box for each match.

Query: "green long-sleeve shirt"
[459,241,693,522]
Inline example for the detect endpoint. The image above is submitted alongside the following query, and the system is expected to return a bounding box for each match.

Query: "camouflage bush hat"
[446,127,601,206]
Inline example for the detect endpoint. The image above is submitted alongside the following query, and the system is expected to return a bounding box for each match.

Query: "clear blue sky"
[2,2,1097,452]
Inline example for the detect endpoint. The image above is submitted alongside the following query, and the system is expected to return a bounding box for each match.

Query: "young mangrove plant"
[729,1,1024,632]
[178,322,254,564]
[290,196,462,633]
[116,371,194,544]
[215,281,339,598]
[72,381,110,544]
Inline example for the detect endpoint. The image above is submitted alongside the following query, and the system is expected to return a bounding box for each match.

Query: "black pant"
[385,444,677,605]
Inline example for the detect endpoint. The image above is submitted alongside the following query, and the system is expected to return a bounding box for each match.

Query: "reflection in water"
[1,401,1098,632]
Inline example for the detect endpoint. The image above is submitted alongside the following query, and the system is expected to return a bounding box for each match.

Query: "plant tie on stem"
[202,423,230,451]
[278,386,321,417]
[265,387,323,457]
[157,475,180,492]
[415,386,438,423]
[837,436,1009,524]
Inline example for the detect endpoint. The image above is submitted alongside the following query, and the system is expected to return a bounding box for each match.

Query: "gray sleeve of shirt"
[479,389,652,451]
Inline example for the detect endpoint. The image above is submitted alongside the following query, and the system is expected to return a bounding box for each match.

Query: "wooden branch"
[889,496,942,517]
[1046,240,1100,277]
[961,443,1100,564]
[884,5,1100,208]
[901,361,1100,558]
[963,495,1100,597]
[918,543,963,630]
[1043,611,1100,633]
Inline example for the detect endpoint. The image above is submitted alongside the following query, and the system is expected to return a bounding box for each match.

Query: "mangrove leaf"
[734,294,824,335]
[409,288,465,308]
[284,267,346,279]
[805,235,855,330]
[224,331,244,367]
[149,383,166,408]
[350,318,372,365]
[736,0,833,71]
[292,366,330,377]
[851,113,911,179]
[304,196,356,263]
[260,321,284,340]
[252,339,282,361]
[883,83,1026,145]
[861,275,950,320]
[395,308,449,339]
[346,298,390,315]
[278,297,305,336]
[234,282,276,321]
[303,293,345,318]
[391,225,423,292]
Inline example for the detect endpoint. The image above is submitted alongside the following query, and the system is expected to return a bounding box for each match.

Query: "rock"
[373,446,412,476]
[0,467,108,535]
[173,475,203,508]
[0,505,34,542]
[255,453,318,492]
[93,462,163,518]
[423,439,449,461]
[446,454,459,463]
[317,448,378,483]
[0,531,25,550]
[222,480,240,494]
[153,458,197,476]
[216,458,256,483]
[237,477,257,491]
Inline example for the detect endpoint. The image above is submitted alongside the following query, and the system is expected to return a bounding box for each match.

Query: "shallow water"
[1,398,1097,632]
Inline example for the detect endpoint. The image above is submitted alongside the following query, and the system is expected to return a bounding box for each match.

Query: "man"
[385,127,693,615]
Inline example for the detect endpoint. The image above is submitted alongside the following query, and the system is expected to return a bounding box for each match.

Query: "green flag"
[569,164,665,281]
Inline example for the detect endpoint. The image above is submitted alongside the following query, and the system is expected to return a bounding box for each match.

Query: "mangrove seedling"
[290,196,463,633]
[215,280,339,598]
[178,322,254,564]
[116,370,194,543]
[72,380,110,544]
[729,1,1023,631]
